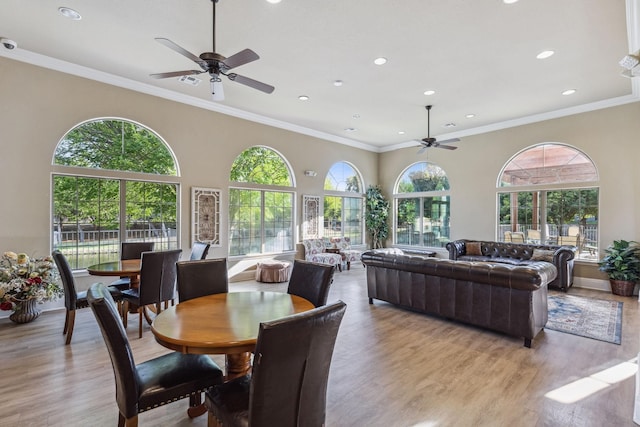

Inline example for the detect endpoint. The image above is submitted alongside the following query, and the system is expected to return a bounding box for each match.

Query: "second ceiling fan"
[417,105,460,153]
[150,0,274,101]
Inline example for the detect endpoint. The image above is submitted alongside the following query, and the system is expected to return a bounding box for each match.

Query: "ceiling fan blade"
[150,70,203,79]
[417,145,428,154]
[222,49,260,70]
[227,73,275,94]
[155,37,208,69]
[435,143,458,150]
[437,137,461,145]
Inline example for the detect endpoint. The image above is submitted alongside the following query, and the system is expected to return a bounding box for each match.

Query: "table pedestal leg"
[225,352,252,379]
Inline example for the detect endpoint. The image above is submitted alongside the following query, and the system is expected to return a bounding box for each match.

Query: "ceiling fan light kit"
[150,0,274,101]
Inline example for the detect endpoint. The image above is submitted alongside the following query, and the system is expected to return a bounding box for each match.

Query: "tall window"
[498,143,599,261]
[394,162,451,248]
[229,146,294,256]
[52,118,179,269]
[323,162,364,244]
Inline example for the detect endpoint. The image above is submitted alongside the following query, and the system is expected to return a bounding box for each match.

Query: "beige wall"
[380,101,640,286]
[2,56,640,315]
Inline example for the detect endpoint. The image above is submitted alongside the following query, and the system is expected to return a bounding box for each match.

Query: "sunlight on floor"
[545,357,638,404]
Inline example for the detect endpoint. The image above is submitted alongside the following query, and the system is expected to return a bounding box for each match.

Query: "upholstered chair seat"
[301,238,342,272]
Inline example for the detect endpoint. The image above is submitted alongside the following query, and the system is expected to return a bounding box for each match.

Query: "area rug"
[546,294,623,345]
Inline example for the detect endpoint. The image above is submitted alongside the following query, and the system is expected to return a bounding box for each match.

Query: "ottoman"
[255,260,291,283]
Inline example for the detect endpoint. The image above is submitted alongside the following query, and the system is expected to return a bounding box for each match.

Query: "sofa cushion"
[466,241,483,256]
[531,249,555,262]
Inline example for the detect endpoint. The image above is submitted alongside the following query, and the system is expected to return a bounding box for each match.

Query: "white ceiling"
[1,0,639,152]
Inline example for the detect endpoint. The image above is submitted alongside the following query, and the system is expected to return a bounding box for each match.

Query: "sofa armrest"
[552,245,577,291]
[446,240,466,260]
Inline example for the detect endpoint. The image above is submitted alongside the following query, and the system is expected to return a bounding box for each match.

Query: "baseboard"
[572,277,639,296]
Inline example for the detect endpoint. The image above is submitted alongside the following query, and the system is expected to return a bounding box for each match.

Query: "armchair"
[330,237,363,270]
[301,238,343,272]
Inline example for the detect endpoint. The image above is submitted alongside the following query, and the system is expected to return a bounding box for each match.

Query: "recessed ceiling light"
[423,90,436,96]
[465,114,475,118]
[444,123,457,128]
[503,0,519,4]
[344,127,357,132]
[398,131,405,135]
[562,89,576,96]
[333,80,343,87]
[298,95,309,101]
[536,50,555,59]
[373,57,387,65]
[266,0,282,3]
[58,7,82,20]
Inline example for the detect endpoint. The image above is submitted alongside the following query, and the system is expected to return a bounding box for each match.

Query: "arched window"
[323,162,364,244]
[497,143,599,261]
[229,146,294,256]
[52,118,179,269]
[394,162,451,248]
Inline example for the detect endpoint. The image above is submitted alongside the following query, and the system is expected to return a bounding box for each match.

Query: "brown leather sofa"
[361,248,557,347]
[446,239,576,292]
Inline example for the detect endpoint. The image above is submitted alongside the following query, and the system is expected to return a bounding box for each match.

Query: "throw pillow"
[531,249,555,262]
[465,241,483,256]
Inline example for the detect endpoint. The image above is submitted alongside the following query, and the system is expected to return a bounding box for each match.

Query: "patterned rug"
[546,294,623,345]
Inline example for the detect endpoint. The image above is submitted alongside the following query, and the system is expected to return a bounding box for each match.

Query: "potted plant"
[365,185,389,249]
[598,240,640,296]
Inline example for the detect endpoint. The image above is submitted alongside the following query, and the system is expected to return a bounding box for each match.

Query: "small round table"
[87,259,142,288]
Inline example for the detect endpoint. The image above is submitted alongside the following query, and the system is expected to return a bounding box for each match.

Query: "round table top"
[87,259,141,276]
[151,291,315,354]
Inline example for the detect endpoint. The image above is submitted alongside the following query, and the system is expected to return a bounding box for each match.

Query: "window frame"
[323,161,365,245]
[228,146,296,258]
[496,143,599,262]
[51,118,180,270]
[392,161,452,249]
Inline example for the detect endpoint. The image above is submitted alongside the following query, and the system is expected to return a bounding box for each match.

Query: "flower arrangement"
[0,251,63,312]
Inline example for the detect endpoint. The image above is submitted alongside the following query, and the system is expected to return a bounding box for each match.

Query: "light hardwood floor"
[1,266,638,427]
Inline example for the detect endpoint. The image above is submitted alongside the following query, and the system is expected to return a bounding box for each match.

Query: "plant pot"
[9,299,41,324]
[609,279,636,297]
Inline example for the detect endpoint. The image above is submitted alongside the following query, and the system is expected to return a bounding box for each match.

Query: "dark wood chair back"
[176,258,228,303]
[121,241,155,260]
[189,242,211,260]
[88,283,223,425]
[287,259,335,307]
[206,301,347,427]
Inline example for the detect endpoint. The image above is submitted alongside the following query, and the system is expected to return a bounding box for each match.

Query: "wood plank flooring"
[1,266,638,426]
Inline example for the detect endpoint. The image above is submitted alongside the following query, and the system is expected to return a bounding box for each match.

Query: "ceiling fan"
[150,0,274,101]
[417,105,460,153]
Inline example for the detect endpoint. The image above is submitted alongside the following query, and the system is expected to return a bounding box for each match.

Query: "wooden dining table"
[87,259,142,288]
[151,291,315,377]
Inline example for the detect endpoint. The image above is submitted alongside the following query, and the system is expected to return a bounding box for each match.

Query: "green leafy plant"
[598,240,640,282]
[365,185,389,249]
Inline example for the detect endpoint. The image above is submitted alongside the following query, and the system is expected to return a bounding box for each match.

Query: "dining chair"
[176,258,228,303]
[52,250,123,345]
[503,231,512,242]
[287,259,335,307]
[110,241,155,290]
[121,249,182,338]
[205,300,347,427]
[87,283,223,427]
[190,241,211,260]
